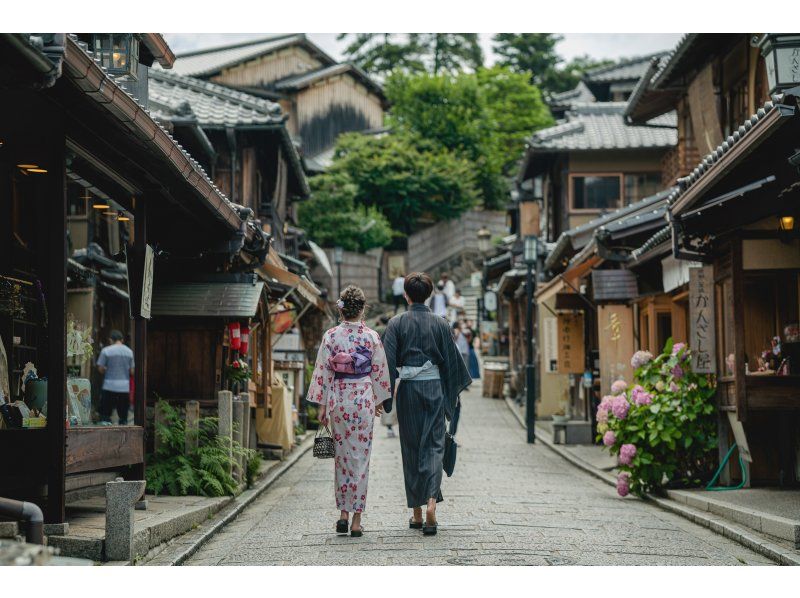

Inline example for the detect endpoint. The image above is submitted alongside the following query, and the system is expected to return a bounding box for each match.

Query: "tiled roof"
[168,34,322,77]
[584,51,670,83]
[630,226,671,260]
[666,99,779,207]
[274,62,384,98]
[549,81,596,106]
[528,102,677,152]
[149,68,284,127]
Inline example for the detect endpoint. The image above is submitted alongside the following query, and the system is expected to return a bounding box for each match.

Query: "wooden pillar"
[45,135,67,524]
[731,239,747,422]
[130,196,147,480]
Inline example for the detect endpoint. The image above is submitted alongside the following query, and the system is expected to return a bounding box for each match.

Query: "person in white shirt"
[448,289,465,323]
[392,274,407,313]
[431,283,448,318]
[96,330,134,425]
[452,321,470,365]
[439,273,456,302]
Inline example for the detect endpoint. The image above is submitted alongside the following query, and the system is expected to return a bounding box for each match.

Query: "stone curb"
[153,434,314,566]
[502,397,799,566]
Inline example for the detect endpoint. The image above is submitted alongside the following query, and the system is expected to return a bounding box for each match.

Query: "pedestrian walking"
[452,321,470,366]
[306,285,392,537]
[438,273,456,302]
[431,282,448,318]
[96,330,134,425]
[447,288,465,323]
[391,273,406,313]
[382,273,472,536]
[465,330,481,380]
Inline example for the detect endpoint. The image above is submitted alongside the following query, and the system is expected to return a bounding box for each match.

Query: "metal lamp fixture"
[780,213,795,231]
[91,34,139,80]
[755,34,800,96]
[477,226,492,253]
[523,234,538,265]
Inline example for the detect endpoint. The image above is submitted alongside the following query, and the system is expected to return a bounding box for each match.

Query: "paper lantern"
[228,322,241,350]
[240,327,250,354]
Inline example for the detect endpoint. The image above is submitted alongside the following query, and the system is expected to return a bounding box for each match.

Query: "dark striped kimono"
[382,304,472,508]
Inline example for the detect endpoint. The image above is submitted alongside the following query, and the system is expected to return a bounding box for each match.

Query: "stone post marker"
[105,477,146,562]
[232,398,245,482]
[185,400,200,454]
[218,390,233,474]
[239,393,251,450]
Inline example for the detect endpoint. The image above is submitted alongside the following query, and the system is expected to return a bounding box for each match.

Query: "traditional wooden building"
[626,33,800,487]
[0,33,263,521]
[165,34,386,174]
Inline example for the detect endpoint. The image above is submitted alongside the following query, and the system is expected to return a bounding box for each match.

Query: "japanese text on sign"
[689,266,716,374]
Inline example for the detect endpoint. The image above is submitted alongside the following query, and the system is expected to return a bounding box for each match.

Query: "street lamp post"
[333,246,343,297]
[523,235,538,444]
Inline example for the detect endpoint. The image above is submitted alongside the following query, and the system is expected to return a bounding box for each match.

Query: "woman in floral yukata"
[306,285,391,537]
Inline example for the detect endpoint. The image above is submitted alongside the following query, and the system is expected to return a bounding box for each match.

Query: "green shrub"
[147,399,262,497]
[598,339,718,497]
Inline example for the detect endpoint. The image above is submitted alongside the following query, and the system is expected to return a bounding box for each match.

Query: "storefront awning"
[151,282,265,317]
[258,260,327,313]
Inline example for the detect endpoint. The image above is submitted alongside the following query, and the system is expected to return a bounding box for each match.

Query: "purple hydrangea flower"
[631,350,653,369]
[602,430,617,447]
[596,405,609,424]
[616,472,630,497]
[619,443,637,466]
[611,394,630,420]
[631,384,652,406]
[671,342,686,356]
[669,381,679,393]
[671,364,684,380]
[611,379,627,395]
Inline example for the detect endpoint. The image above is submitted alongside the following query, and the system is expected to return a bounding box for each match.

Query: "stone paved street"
[186,386,774,566]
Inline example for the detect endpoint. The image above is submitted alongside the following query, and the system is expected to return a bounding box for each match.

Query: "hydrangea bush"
[597,340,718,497]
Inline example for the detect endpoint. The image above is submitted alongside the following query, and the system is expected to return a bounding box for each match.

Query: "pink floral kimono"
[306,320,391,512]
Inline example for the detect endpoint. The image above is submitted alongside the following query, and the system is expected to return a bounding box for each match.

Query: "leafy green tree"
[328,132,480,235]
[477,66,554,176]
[413,33,484,74]
[335,33,426,77]
[492,33,614,94]
[297,171,394,251]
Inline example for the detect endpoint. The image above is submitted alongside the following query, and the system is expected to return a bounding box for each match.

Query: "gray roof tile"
[529,102,676,152]
[584,52,670,83]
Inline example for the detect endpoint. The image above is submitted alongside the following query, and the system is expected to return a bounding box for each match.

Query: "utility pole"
[523,235,538,443]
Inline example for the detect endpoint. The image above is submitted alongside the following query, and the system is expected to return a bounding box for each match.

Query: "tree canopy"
[297,171,393,252]
[338,33,484,77]
[492,33,614,94]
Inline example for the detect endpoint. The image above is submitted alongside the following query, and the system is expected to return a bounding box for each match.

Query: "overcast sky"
[164,33,683,64]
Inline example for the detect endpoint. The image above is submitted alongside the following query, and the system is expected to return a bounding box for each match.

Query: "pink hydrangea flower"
[669,381,679,393]
[671,364,684,380]
[619,443,637,466]
[602,430,617,447]
[671,342,686,356]
[631,350,653,368]
[616,472,630,497]
[596,405,608,424]
[631,384,652,406]
[611,379,627,395]
[611,394,630,420]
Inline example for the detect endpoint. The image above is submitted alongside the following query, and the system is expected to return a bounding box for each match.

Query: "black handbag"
[313,423,335,459]
[443,401,461,477]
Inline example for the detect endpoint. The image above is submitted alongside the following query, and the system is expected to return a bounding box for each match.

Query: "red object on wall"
[129,375,135,407]
[240,327,250,354]
[229,322,241,350]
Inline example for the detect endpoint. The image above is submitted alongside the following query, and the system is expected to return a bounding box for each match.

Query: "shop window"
[570,174,622,211]
[656,312,673,354]
[624,173,662,205]
[743,272,799,374]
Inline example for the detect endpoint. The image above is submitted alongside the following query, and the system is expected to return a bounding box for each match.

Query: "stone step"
[666,489,800,549]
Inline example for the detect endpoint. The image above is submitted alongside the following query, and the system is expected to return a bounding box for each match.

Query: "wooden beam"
[731,240,748,422]
[45,133,67,523]
[65,427,144,475]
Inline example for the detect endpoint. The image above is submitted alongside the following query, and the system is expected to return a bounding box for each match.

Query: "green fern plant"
[147,399,262,497]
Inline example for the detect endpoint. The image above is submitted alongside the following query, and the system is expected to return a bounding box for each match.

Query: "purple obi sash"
[329,345,373,380]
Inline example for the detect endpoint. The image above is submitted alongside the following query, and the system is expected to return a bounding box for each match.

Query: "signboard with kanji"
[597,304,634,396]
[557,313,584,374]
[689,265,716,373]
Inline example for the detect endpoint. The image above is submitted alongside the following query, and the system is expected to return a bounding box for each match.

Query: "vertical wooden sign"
[557,312,585,374]
[597,304,634,396]
[689,265,716,373]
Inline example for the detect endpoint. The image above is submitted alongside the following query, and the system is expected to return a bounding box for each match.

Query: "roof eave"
[140,33,175,69]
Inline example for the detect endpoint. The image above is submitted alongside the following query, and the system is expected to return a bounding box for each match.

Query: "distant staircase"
[455,271,481,322]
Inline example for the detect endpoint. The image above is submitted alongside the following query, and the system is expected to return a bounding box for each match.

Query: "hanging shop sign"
[689,265,716,374]
[483,290,498,313]
[126,243,154,319]
[597,304,634,396]
[557,312,585,374]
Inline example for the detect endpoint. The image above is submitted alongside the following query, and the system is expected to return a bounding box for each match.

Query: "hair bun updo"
[339,285,367,320]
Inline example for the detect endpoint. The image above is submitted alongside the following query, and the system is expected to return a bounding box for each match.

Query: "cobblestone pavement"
[186,386,773,566]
